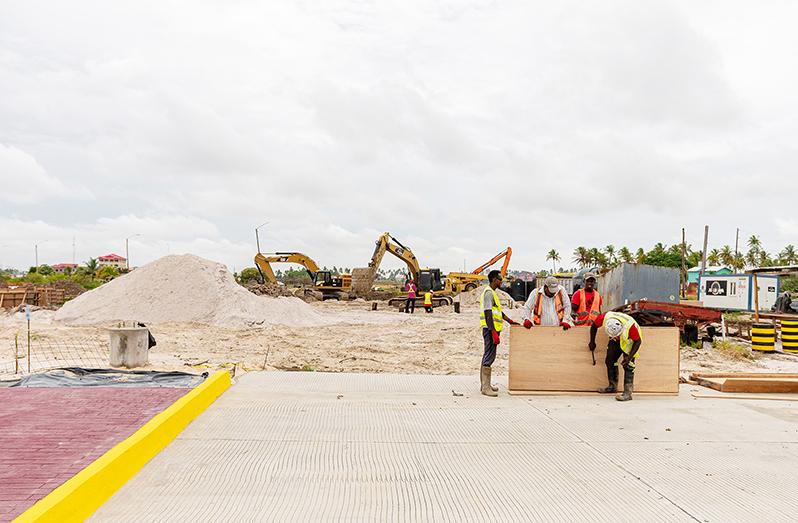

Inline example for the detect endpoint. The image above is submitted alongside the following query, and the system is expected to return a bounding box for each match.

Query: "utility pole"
[255,221,269,253]
[733,228,739,273]
[35,240,48,273]
[700,225,709,275]
[681,228,686,298]
[126,234,140,270]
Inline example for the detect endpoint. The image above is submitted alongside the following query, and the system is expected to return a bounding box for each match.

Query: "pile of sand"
[458,285,518,309]
[54,254,331,329]
[51,279,87,298]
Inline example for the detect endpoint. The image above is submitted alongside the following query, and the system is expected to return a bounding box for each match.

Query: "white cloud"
[0,144,93,204]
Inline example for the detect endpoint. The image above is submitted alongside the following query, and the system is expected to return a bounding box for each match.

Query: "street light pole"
[34,240,48,273]
[255,221,270,253]
[126,234,140,270]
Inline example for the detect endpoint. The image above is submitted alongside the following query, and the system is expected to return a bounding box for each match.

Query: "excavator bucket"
[350,267,377,297]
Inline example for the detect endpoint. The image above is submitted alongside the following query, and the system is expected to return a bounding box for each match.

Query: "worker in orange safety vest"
[571,272,602,326]
[522,276,573,330]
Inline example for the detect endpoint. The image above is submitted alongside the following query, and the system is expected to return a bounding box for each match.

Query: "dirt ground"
[2,299,798,380]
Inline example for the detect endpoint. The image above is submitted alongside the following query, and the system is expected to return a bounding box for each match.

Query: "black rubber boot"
[616,370,634,401]
[598,366,618,394]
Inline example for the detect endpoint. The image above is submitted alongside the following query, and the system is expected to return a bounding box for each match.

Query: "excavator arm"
[471,247,512,277]
[254,252,321,284]
[368,233,420,286]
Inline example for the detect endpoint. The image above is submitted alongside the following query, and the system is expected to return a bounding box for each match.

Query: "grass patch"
[723,311,746,322]
[301,364,315,372]
[712,338,756,361]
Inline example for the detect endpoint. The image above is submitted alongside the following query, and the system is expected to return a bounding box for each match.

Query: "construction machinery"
[350,233,454,306]
[254,252,352,299]
[447,247,513,292]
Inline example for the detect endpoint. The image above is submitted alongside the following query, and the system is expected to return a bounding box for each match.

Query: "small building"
[698,273,779,312]
[687,266,732,284]
[97,254,127,270]
[51,263,78,274]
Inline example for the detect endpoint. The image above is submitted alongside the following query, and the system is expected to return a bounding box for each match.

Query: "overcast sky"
[2,0,797,275]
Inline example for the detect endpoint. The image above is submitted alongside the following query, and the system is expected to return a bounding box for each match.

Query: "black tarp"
[7,367,208,388]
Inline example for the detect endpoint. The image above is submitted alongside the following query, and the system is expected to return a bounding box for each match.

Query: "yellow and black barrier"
[782,319,798,353]
[752,323,775,352]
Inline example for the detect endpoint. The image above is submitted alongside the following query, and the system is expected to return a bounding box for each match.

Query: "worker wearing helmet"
[588,311,641,401]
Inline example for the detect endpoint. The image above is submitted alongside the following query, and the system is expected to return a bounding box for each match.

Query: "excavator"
[447,247,513,292]
[253,252,352,299]
[350,233,454,306]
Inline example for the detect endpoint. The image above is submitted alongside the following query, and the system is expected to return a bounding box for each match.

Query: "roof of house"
[98,254,126,261]
[52,263,78,269]
[688,266,731,273]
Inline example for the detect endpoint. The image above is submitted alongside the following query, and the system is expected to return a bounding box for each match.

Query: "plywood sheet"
[690,373,798,393]
[508,325,680,393]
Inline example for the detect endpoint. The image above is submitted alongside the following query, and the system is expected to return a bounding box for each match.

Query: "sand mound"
[458,285,518,309]
[54,254,330,329]
[51,279,87,298]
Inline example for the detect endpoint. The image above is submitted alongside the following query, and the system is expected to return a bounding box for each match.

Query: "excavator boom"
[471,247,512,277]
[254,252,321,284]
[368,233,420,285]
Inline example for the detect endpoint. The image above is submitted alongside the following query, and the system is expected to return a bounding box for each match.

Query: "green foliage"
[723,311,745,322]
[643,251,681,268]
[712,338,756,361]
[236,267,262,284]
[782,276,798,293]
[98,266,120,279]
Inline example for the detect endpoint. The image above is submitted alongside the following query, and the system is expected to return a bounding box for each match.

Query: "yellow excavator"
[254,252,352,299]
[447,247,513,292]
[351,233,453,306]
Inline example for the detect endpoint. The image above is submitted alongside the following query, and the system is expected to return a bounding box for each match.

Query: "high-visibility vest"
[532,288,564,325]
[603,311,640,357]
[573,289,602,325]
[480,287,503,332]
[424,292,432,306]
[406,283,416,298]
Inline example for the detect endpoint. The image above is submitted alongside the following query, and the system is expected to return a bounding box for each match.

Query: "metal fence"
[0,338,109,375]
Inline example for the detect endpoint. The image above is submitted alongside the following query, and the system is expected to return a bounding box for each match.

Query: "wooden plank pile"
[0,287,66,308]
[690,373,798,393]
[508,325,680,394]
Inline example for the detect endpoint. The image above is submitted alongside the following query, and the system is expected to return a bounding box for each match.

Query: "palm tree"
[651,243,666,255]
[572,247,589,268]
[745,250,757,268]
[758,250,772,267]
[604,245,616,266]
[618,247,633,263]
[587,247,601,266]
[84,258,99,278]
[780,245,797,265]
[546,250,561,273]
[707,249,720,266]
[748,235,761,251]
[635,248,646,264]
[719,245,734,267]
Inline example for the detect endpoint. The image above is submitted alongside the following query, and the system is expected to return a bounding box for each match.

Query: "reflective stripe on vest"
[424,292,432,306]
[532,289,564,325]
[574,289,601,326]
[603,311,638,356]
[480,287,503,332]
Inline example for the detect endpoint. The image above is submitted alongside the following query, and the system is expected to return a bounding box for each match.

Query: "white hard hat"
[605,318,624,338]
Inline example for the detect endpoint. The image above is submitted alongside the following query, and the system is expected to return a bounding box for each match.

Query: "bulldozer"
[350,233,454,306]
[447,247,513,292]
[253,252,351,300]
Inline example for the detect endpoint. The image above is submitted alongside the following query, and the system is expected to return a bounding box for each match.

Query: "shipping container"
[698,273,779,312]
[597,263,680,311]
[535,275,574,295]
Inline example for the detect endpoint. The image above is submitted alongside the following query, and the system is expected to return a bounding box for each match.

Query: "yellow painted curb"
[13,370,231,523]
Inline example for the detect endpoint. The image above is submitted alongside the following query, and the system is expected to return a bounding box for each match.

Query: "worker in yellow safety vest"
[588,311,642,401]
[479,270,519,396]
[571,272,602,326]
[424,291,434,313]
[522,276,573,330]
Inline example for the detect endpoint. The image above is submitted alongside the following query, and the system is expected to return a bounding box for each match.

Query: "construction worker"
[522,276,573,330]
[589,311,642,402]
[571,272,602,326]
[404,279,416,314]
[480,270,518,396]
[423,290,434,313]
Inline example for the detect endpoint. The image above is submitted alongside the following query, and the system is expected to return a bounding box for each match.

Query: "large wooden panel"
[508,325,680,393]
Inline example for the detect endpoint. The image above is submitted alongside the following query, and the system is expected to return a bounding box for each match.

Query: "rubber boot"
[598,366,618,394]
[616,370,634,401]
[481,366,498,397]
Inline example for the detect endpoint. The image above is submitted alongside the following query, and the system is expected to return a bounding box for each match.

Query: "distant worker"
[404,279,416,314]
[480,270,518,396]
[424,290,434,313]
[522,276,573,330]
[773,291,793,314]
[571,272,602,326]
[589,311,642,402]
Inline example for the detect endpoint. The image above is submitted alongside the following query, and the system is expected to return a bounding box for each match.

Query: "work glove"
[523,320,532,329]
[507,319,519,325]
[560,322,571,331]
[491,331,500,345]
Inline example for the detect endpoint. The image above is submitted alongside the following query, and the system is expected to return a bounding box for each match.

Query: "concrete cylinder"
[109,326,149,368]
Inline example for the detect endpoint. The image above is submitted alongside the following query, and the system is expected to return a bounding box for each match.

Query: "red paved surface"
[0,387,190,523]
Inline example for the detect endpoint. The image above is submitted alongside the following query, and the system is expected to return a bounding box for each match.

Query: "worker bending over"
[479,270,518,396]
[571,272,602,326]
[522,276,573,330]
[589,311,642,402]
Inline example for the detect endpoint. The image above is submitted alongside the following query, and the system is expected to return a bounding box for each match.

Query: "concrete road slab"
[86,372,798,523]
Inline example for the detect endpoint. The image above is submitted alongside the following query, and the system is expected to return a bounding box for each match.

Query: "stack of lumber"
[508,325,680,394]
[690,373,798,393]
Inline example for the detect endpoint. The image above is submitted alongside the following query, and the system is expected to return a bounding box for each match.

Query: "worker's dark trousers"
[481,328,497,367]
[424,305,433,313]
[605,338,635,377]
[404,298,415,313]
